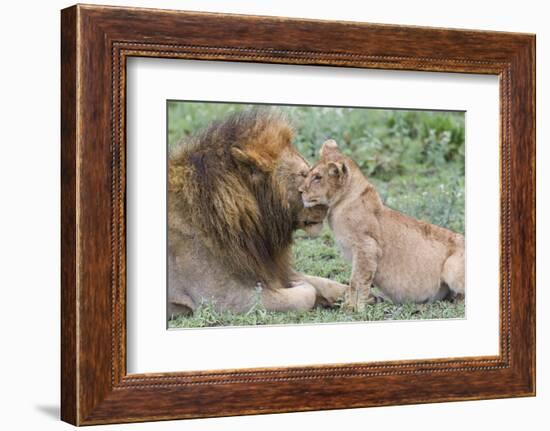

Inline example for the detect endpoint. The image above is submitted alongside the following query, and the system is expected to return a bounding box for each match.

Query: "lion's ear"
[320,139,340,159]
[327,161,347,179]
[230,147,271,172]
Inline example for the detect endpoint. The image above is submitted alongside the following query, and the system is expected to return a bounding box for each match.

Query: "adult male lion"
[168,109,346,316]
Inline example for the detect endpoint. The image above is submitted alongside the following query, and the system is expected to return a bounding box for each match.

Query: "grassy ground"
[168,102,465,328]
[169,295,465,328]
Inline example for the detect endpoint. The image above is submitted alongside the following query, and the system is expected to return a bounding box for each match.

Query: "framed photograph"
[61,4,535,425]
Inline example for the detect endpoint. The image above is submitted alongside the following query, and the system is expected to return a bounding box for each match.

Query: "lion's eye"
[300,171,308,178]
[313,174,322,181]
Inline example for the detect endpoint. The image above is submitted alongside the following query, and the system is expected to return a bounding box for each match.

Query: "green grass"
[168,293,465,329]
[167,102,466,328]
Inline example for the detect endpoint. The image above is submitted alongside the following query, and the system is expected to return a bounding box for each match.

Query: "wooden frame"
[61,4,535,425]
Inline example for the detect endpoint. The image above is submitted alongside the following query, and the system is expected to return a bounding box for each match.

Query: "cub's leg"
[441,248,465,300]
[345,237,380,311]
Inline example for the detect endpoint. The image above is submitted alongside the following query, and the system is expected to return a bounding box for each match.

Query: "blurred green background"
[168,101,465,327]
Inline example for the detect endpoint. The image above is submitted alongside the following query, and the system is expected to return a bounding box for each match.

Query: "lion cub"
[299,140,465,311]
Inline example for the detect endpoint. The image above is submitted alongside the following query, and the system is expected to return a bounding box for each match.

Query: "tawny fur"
[300,139,465,310]
[168,110,347,316]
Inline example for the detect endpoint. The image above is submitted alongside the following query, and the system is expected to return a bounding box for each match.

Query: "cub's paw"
[342,288,368,312]
[367,291,386,304]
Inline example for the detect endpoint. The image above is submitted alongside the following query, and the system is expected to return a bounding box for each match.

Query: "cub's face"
[299,139,348,209]
[275,147,328,236]
[300,163,335,208]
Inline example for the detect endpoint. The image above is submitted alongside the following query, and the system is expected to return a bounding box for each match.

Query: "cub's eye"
[313,174,322,181]
[300,171,308,178]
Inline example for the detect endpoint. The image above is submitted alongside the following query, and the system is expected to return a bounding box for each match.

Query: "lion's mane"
[168,109,299,286]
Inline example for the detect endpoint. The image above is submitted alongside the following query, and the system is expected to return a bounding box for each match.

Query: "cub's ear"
[230,146,271,172]
[320,139,340,158]
[327,161,348,179]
